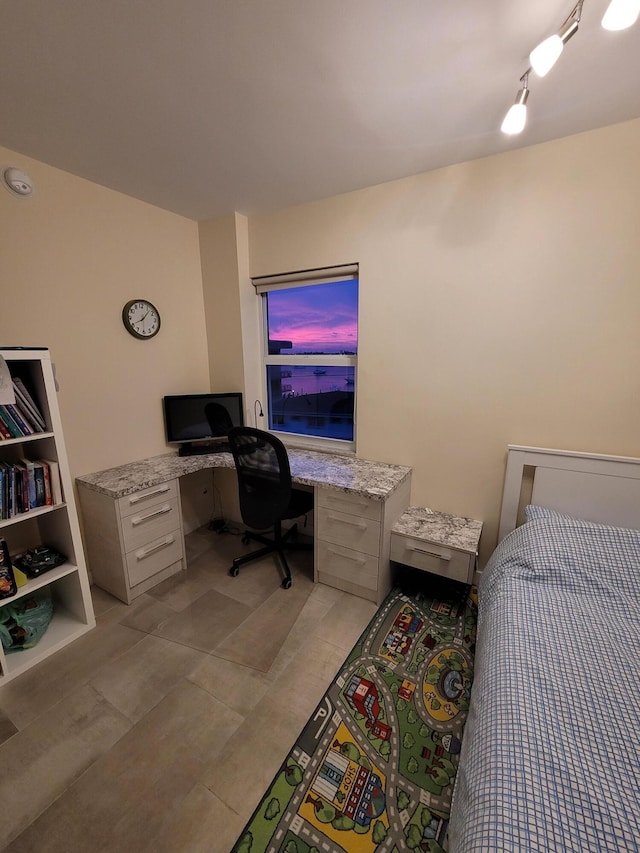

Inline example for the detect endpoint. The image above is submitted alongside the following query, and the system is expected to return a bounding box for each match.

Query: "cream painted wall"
[199,214,245,393]
[247,119,640,561]
[199,212,263,427]
[0,146,210,487]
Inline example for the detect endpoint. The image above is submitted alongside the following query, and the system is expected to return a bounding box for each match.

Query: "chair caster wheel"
[282,577,292,589]
[229,566,240,577]
[241,533,251,545]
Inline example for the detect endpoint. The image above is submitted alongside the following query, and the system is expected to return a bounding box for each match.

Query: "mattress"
[449,505,640,852]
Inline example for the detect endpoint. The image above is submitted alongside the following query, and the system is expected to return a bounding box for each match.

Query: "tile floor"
[0,526,378,852]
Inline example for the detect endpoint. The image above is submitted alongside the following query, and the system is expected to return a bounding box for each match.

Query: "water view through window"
[265,279,358,441]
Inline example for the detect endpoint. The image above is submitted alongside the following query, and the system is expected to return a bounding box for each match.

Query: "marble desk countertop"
[392,506,483,553]
[76,448,412,502]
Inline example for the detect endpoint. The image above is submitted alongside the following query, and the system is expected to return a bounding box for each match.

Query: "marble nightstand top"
[392,506,483,553]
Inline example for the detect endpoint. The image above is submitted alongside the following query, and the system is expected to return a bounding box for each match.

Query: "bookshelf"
[0,348,95,684]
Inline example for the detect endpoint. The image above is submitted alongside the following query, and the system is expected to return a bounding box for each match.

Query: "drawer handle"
[131,504,172,526]
[407,544,451,561]
[330,497,370,510]
[327,514,367,530]
[328,546,366,565]
[128,485,171,505]
[136,535,175,560]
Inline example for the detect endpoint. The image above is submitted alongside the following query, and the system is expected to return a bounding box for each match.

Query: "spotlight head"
[501,84,529,135]
[602,0,640,29]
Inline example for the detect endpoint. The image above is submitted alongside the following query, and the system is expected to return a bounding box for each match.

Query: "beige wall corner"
[198,212,263,428]
[0,145,209,481]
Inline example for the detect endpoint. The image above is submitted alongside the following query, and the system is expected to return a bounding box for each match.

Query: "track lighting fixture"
[501,0,638,136]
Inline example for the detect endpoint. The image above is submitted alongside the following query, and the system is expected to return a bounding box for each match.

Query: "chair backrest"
[204,402,234,437]
[228,427,292,530]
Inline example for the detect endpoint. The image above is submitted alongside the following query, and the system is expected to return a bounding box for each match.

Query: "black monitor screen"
[163,393,244,443]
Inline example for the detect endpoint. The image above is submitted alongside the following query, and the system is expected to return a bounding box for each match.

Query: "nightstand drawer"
[121,498,181,552]
[317,540,379,591]
[317,506,381,557]
[126,529,183,586]
[317,489,382,522]
[118,480,178,519]
[390,535,473,584]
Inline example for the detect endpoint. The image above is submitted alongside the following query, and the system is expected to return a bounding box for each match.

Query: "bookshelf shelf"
[0,432,55,448]
[0,348,95,684]
[0,502,67,530]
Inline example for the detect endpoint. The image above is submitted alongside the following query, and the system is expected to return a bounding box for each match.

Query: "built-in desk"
[77,449,412,605]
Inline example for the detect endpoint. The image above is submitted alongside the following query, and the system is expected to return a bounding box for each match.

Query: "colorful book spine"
[0,538,17,599]
[0,406,24,438]
[41,459,63,504]
[33,463,46,507]
[4,403,33,435]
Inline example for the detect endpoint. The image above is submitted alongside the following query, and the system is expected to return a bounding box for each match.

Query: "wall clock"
[122,299,161,340]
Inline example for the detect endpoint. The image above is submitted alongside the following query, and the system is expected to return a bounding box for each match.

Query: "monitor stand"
[178,441,231,456]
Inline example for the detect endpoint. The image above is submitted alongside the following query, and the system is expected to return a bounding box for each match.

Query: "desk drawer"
[118,480,178,519]
[390,535,472,584]
[317,489,382,522]
[121,498,180,552]
[317,540,379,591]
[317,506,381,557]
[126,529,183,586]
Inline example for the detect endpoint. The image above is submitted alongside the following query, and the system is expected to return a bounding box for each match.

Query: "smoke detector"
[2,167,34,198]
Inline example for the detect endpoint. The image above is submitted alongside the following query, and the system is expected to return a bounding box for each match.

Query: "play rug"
[231,579,477,853]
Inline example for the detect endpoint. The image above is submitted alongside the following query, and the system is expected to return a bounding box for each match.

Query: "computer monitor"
[163,392,244,454]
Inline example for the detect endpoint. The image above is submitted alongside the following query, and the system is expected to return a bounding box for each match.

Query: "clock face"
[122,300,161,339]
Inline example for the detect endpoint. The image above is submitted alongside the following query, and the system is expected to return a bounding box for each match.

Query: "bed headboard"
[498,445,640,541]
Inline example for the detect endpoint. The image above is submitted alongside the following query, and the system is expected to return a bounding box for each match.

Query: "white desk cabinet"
[78,479,185,604]
[315,476,411,605]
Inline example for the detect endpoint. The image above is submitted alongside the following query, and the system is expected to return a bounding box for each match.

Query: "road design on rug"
[232,582,476,853]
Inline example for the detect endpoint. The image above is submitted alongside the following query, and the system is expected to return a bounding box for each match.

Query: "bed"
[449,445,640,852]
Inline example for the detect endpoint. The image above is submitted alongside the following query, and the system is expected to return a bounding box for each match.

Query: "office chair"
[204,402,233,437]
[227,427,313,589]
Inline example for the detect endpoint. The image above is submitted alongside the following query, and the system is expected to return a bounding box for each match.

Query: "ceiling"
[1,0,638,221]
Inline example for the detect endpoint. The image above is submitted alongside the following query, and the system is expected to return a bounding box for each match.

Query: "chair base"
[229,521,313,589]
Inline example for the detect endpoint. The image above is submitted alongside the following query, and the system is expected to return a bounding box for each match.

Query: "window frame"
[254,265,358,454]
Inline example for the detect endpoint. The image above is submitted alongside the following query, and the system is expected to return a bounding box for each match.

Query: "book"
[7,465,16,517]
[0,405,24,438]
[0,463,7,519]
[40,458,63,504]
[33,462,46,507]
[12,378,46,431]
[40,460,52,506]
[13,398,43,433]
[0,418,11,440]
[0,538,17,599]
[13,461,29,513]
[4,403,33,435]
[20,458,37,509]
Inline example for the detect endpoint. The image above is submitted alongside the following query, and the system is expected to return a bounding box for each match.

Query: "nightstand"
[390,506,482,585]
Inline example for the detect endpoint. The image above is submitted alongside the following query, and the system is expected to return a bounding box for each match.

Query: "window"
[254,265,358,450]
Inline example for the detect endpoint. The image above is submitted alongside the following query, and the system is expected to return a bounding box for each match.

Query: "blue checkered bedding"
[449,505,640,852]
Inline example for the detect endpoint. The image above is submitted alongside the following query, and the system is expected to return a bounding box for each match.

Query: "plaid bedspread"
[449,506,640,852]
